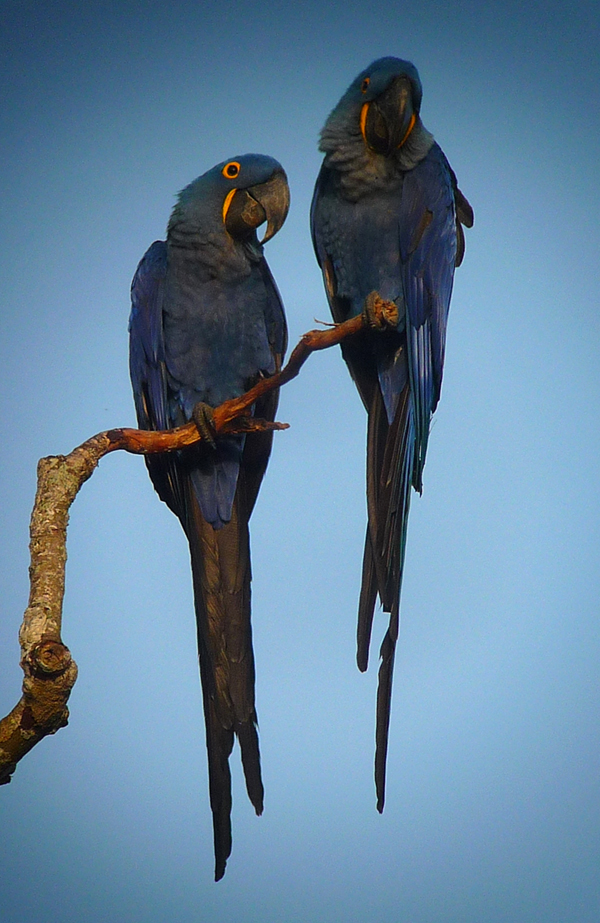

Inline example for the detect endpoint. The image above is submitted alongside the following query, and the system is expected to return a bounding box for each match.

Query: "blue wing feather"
[129,239,191,520]
[403,146,457,384]
[128,239,244,527]
[399,144,457,487]
[129,240,169,431]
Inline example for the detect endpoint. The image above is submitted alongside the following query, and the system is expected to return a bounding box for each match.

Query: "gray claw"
[192,401,217,448]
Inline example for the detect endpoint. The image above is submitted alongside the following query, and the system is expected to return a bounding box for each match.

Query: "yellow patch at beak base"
[360,102,369,144]
[222,188,237,224]
[398,112,416,148]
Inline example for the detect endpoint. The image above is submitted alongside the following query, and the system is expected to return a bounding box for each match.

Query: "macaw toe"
[363,291,400,330]
[192,401,217,448]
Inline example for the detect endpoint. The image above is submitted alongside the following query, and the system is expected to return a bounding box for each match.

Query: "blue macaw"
[311,58,473,811]
[129,154,289,880]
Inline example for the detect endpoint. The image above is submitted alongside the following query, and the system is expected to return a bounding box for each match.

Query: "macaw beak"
[224,170,290,244]
[361,75,416,155]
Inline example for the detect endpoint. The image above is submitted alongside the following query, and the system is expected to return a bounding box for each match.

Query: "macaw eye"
[361,77,370,94]
[222,161,241,179]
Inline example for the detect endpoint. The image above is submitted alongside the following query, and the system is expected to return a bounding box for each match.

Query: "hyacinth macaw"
[129,154,289,880]
[311,58,473,811]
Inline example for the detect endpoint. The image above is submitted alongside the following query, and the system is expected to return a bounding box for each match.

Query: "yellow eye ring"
[222,161,241,179]
[361,77,370,94]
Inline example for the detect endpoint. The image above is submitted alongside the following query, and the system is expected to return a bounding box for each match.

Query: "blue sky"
[1,1,599,920]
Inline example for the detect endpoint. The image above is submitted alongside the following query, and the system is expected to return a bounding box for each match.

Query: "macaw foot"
[192,401,217,448]
[363,291,399,330]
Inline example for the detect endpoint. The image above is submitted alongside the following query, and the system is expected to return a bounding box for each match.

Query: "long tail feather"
[236,720,264,814]
[186,481,263,880]
[375,600,399,812]
[357,529,378,672]
[203,692,234,880]
[362,377,413,810]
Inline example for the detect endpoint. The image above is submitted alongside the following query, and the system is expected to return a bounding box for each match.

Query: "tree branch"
[0,312,367,784]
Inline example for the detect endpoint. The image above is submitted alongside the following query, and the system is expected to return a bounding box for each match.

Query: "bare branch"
[0,312,367,783]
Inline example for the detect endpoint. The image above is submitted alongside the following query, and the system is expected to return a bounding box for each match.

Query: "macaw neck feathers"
[167,225,255,281]
[320,110,435,200]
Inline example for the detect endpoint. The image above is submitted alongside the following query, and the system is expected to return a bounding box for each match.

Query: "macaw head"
[319,57,433,175]
[353,57,422,156]
[169,154,290,251]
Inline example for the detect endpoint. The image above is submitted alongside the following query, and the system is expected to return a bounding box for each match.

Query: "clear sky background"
[1,1,599,921]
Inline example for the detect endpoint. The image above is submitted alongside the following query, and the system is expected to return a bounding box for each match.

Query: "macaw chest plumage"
[314,143,458,333]
[314,172,405,318]
[162,257,276,419]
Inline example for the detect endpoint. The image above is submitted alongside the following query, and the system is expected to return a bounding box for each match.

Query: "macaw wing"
[129,239,187,519]
[238,258,288,519]
[258,257,288,363]
[398,144,458,489]
[311,165,381,412]
[187,256,288,526]
[310,165,357,325]
[129,239,169,430]
[309,166,328,284]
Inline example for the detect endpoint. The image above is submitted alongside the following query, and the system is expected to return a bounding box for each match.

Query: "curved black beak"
[363,75,415,155]
[224,169,290,244]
